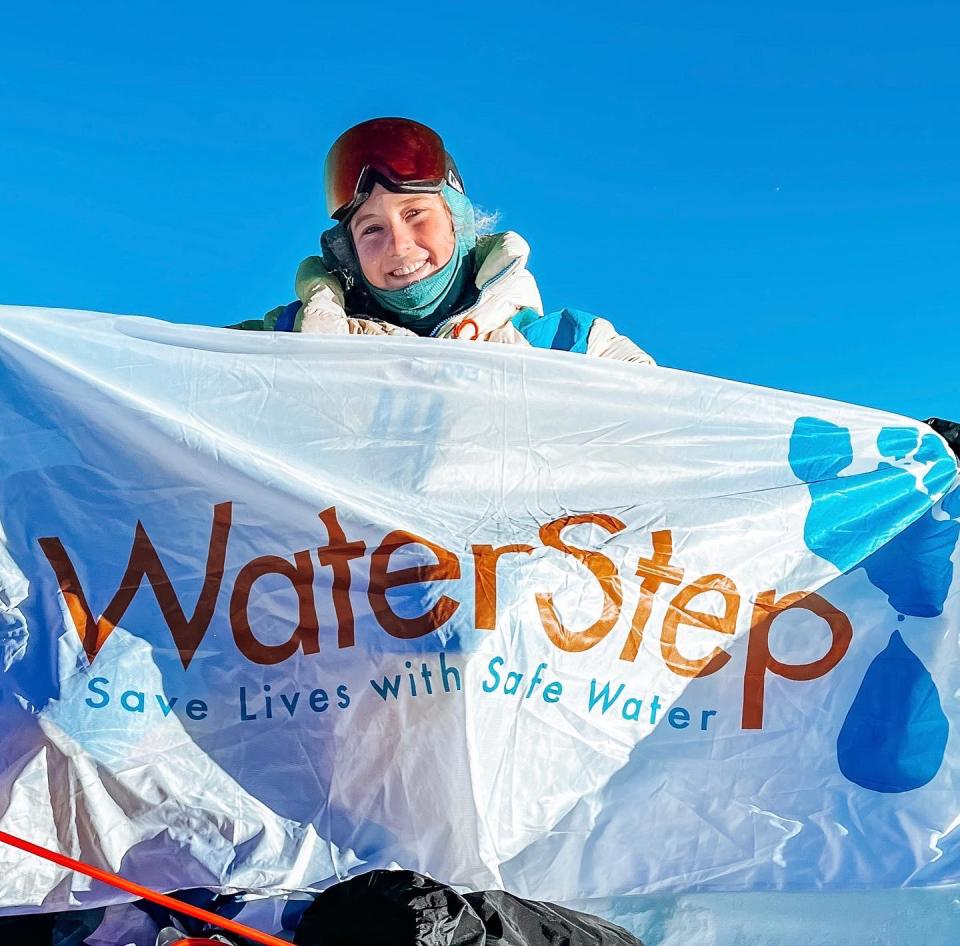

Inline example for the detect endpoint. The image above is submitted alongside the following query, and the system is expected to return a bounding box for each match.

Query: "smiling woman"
[348,187,470,335]
[350,191,456,288]
[231,118,655,363]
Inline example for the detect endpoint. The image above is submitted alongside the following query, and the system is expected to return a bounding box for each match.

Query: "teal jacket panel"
[510,308,595,354]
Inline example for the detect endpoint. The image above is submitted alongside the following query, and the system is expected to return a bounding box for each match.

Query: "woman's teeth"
[390,259,428,278]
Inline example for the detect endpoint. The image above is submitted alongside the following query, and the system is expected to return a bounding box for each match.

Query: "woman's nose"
[386,221,414,256]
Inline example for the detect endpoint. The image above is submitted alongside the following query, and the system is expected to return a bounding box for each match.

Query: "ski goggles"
[324,117,464,220]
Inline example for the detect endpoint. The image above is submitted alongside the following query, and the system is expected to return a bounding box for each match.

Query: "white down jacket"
[256,232,654,365]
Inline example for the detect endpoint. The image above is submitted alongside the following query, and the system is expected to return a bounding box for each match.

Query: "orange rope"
[0,829,289,946]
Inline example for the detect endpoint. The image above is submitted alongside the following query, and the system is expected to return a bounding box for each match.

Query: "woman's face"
[349,184,456,290]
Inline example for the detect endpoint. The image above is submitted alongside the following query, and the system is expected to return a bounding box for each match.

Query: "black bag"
[926,417,960,459]
[292,870,643,946]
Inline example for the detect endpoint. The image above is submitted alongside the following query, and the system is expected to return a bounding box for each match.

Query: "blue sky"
[2,1,958,421]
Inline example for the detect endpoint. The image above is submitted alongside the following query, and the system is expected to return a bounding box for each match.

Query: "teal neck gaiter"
[366,240,472,335]
[362,184,478,336]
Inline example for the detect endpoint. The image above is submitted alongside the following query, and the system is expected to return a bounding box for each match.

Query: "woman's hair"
[472,206,501,236]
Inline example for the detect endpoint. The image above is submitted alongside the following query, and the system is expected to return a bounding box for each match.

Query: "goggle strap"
[334,164,463,221]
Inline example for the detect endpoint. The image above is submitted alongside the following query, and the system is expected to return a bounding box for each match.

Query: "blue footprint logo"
[790,417,959,793]
[788,417,957,573]
[859,484,960,618]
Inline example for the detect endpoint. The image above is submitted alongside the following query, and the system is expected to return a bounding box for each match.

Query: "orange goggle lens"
[324,117,451,219]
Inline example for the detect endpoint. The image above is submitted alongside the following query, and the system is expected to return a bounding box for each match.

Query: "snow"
[576,889,960,944]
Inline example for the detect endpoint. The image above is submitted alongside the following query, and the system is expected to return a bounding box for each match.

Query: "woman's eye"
[361,225,382,236]
[405,208,425,220]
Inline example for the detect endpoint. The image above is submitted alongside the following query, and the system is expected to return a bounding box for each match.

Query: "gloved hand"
[300,285,416,337]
